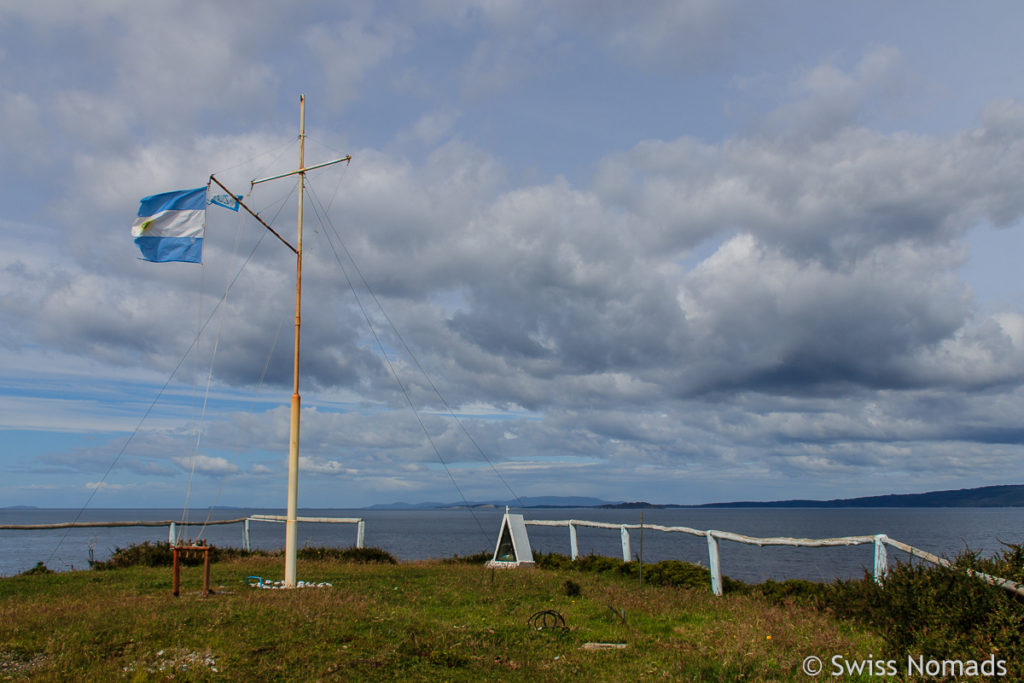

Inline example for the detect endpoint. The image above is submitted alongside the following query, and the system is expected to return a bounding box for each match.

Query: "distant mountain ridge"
[684,484,1024,508]
[368,496,614,510]
[600,484,1024,509]
[370,485,1024,510]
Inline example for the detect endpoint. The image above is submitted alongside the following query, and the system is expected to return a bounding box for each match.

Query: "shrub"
[749,543,1024,679]
[751,578,834,606]
[296,546,396,564]
[91,541,178,569]
[441,551,492,565]
[534,552,745,592]
[966,541,1024,585]
[532,552,573,571]
[88,542,397,569]
[862,551,1022,671]
[90,542,265,570]
[18,562,54,576]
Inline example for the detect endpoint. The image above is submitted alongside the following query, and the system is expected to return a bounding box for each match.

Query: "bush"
[89,542,397,569]
[18,562,54,576]
[90,542,264,570]
[296,546,396,564]
[751,578,833,606]
[967,540,1024,585]
[441,551,492,565]
[534,552,746,592]
[92,541,180,569]
[861,550,1023,671]
[748,543,1024,679]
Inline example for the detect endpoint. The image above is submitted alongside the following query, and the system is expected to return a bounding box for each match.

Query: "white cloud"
[299,457,351,475]
[171,454,239,476]
[766,46,913,137]
[401,109,462,146]
[597,102,1024,262]
[86,481,128,491]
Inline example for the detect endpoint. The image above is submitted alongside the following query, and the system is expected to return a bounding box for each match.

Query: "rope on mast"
[48,227,274,566]
[306,181,529,543]
[306,181,526,509]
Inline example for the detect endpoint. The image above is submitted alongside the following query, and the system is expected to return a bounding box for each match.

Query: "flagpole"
[284,94,306,588]
[245,96,349,588]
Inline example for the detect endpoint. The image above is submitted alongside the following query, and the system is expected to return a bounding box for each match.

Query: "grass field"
[0,554,884,681]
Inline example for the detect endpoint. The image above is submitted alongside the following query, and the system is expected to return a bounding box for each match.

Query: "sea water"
[2,507,1022,583]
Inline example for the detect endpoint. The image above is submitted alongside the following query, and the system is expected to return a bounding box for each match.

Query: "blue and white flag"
[209,193,242,212]
[131,187,207,263]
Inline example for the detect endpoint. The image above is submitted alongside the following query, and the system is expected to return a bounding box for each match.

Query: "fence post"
[172,545,181,597]
[169,522,176,545]
[356,520,365,548]
[569,522,579,560]
[243,518,251,552]
[706,531,723,596]
[620,526,631,562]
[873,534,888,584]
[202,545,212,596]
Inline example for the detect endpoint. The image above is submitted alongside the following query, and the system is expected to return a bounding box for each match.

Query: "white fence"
[240,514,365,551]
[524,518,1024,598]
[1,515,366,553]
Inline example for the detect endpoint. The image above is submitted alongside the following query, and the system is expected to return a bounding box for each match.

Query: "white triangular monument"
[487,507,535,567]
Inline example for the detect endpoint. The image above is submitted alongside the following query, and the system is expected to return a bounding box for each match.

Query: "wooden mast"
[249,95,349,588]
[284,95,306,588]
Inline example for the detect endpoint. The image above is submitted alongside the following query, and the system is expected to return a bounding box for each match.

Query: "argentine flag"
[131,187,207,263]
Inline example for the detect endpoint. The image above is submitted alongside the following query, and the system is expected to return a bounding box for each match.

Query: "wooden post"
[171,544,213,597]
[172,546,181,597]
[873,534,888,585]
[620,525,631,562]
[243,518,251,552]
[356,520,365,548]
[569,522,579,560]
[203,545,212,595]
[169,521,176,544]
[706,531,723,596]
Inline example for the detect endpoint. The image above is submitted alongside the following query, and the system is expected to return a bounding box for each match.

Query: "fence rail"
[524,518,1024,598]
[0,518,247,530]
[243,515,365,551]
[0,515,365,553]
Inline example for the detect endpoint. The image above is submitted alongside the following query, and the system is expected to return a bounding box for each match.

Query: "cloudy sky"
[3,2,1024,510]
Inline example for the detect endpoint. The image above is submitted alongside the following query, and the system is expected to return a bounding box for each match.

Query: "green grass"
[0,554,883,681]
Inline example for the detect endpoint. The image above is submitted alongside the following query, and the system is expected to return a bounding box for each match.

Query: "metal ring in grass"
[528,610,568,631]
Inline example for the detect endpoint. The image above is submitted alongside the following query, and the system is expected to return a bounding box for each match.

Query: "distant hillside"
[371,485,1024,510]
[369,496,615,510]
[686,484,1024,508]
